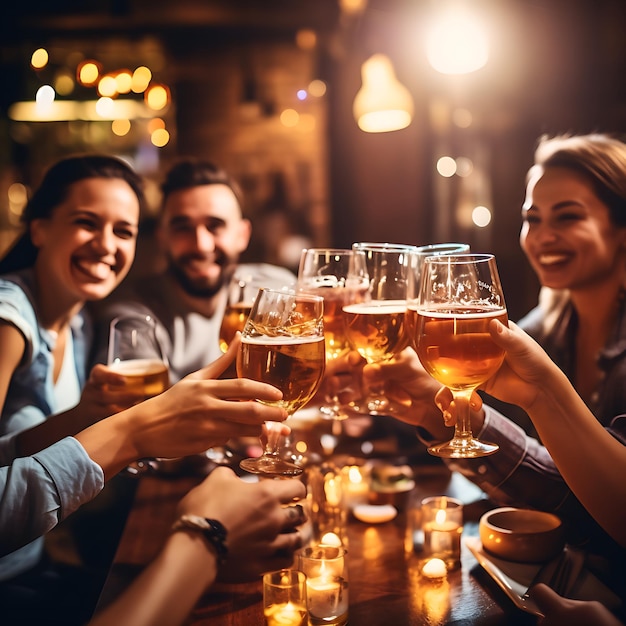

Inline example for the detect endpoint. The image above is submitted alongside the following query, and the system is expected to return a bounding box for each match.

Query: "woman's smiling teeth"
[74,258,114,280]
[538,252,570,266]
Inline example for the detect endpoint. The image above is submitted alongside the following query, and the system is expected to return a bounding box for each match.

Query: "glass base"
[348,395,405,416]
[319,404,350,421]
[204,446,233,465]
[239,455,304,478]
[428,437,499,459]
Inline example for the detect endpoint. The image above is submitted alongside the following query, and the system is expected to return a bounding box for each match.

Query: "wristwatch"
[171,514,228,563]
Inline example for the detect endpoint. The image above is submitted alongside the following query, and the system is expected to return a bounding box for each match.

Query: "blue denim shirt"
[0,436,103,558]
[0,269,92,580]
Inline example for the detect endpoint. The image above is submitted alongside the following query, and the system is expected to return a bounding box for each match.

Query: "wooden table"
[95,460,539,626]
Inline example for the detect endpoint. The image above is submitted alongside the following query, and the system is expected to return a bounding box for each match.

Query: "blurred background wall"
[2,0,626,320]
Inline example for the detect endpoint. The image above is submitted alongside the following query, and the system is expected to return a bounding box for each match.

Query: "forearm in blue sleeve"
[0,437,104,556]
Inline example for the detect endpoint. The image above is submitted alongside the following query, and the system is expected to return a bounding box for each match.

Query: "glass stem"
[452,389,474,441]
[263,420,283,456]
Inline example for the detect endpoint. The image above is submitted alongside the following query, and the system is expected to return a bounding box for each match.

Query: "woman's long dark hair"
[0,154,145,274]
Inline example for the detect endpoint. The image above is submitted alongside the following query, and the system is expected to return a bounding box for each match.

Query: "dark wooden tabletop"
[95,457,539,626]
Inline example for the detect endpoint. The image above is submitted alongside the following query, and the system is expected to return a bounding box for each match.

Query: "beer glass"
[219,270,292,353]
[414,254,507,458]
[343,242,417,415]
[107,314,169,398]
[296,248,368,421]
[238,288,325,477]
[108,314,170,474]
[406,243,470,343]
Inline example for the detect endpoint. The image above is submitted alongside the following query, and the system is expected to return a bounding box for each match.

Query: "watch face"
[172,515,228,562]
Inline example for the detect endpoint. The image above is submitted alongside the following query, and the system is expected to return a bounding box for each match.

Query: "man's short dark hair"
[160,159,245,214]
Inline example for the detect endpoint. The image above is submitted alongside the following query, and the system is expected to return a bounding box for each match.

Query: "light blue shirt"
[0,436,103,559]
[0,270,91,579]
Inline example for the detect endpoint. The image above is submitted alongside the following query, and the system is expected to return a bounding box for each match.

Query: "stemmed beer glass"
[238,288,326,477]
[343,242,416,416]
[108,314,170,474]
[413,254,507,458]
[296,248,369,421]
[406,243,470,339]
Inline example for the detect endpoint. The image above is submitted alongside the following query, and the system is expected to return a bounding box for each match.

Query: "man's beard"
[168,254,235,298]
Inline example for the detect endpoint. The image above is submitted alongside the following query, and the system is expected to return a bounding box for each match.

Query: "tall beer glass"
[238,288,325,477]
[414,254,506,458]
[406,243,470,343]
[297,247,368,420]
[343,242,417,415]
[108,314,169,474]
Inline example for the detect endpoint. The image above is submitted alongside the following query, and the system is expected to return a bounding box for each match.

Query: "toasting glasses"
[413,253,507,458]
[238,288,326,477]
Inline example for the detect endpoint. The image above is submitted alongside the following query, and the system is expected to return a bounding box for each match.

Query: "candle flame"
[321,532,342,547]
[435,509,447,525]
[348,466,363,484]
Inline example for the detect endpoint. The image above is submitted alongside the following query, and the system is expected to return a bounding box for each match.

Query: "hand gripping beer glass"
[414,253,507,458]
[238,288,326,477]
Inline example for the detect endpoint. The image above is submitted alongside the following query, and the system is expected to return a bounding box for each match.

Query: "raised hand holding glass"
[238,288,325,477]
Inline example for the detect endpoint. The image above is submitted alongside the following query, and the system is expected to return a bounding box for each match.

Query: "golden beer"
[342,300,408,363]
[109,358,170,397]
[237,335,325,415]
[302,286,367,361]
[415,308,508,390]
[219,302,253,353]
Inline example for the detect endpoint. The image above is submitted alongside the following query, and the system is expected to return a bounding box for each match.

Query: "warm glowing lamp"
[425,6,489,75]
[353,54,414,133]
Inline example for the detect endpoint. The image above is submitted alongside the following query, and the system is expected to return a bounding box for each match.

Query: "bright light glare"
[35,86,55,117]
[31,48,49,69]
[78,61,100,86]
[95,97,115,117]
[472,205,492,227]
[308,79,327,97]
[151,128,170,147]
[436,156,457,177]
[280,108,299,127]
[132,66,152,93]
[145,84,169,110]
[426,7,489,74]
[111,119,131,136]
[455,157,474,177]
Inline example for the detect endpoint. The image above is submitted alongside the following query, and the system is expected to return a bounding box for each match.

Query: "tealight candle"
[297,545,349,626]
[353,503,397,524]
[421,496,464,570]
[263,570,307,626]
[421,557,447,580]
[341,464,370,509]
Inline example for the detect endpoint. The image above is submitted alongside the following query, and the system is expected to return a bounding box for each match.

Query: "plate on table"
[465,537,623,617]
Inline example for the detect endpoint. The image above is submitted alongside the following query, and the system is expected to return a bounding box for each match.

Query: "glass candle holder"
[263,569,308,626]
[306,461,347,546]
[297,545,349,626]
[421,496,464,571]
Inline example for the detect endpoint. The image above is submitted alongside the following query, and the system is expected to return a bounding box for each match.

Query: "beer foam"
[241,335,324,345]
[110,358,167,375]
[343,300,407,315]
[418,307,506,320]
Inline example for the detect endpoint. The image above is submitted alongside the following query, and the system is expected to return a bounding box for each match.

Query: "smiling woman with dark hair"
[0,153,148,622]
